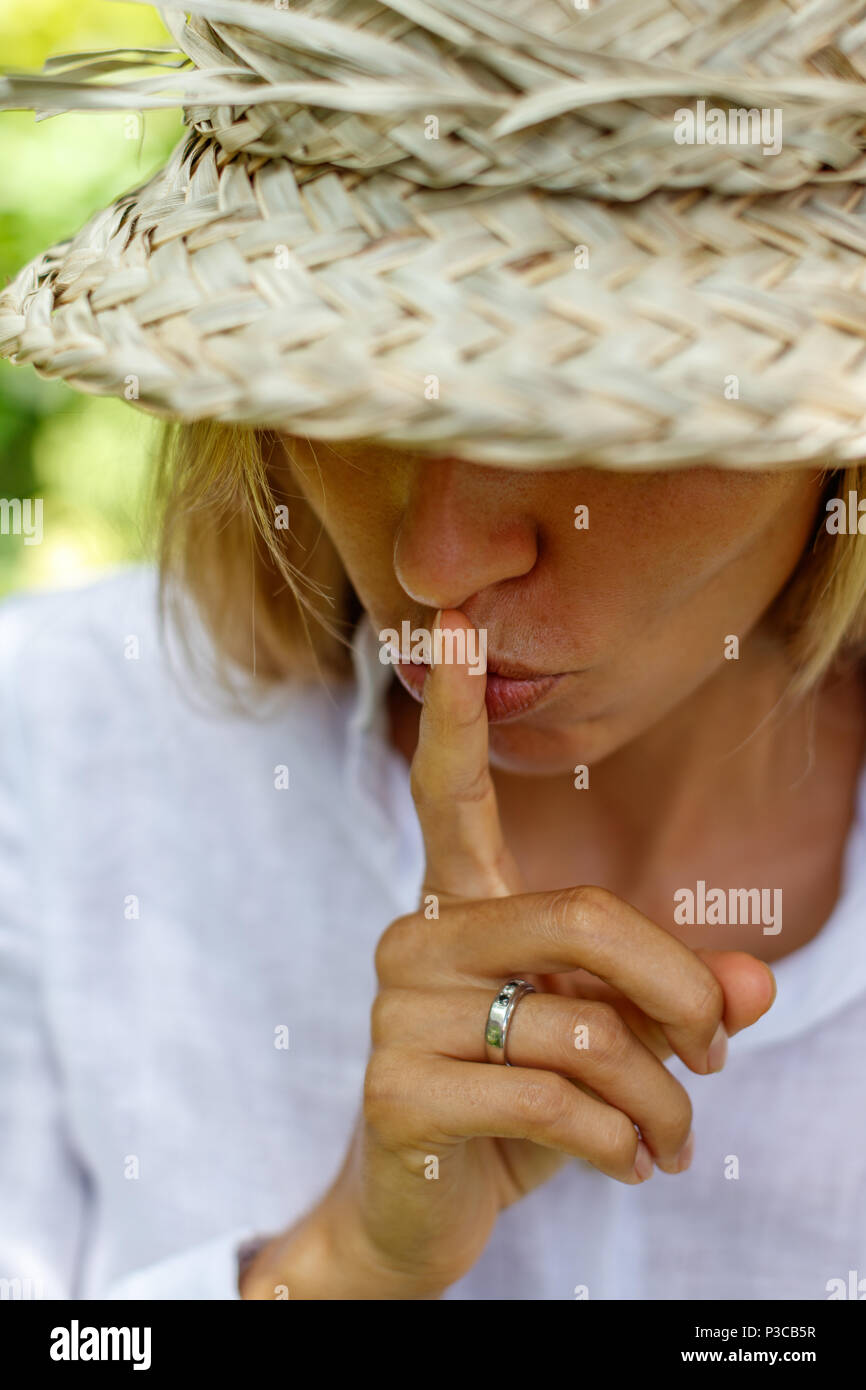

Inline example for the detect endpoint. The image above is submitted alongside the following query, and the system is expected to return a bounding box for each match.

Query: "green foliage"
[0,1,184,596]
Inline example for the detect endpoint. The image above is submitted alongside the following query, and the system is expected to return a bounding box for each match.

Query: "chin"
[488,720,611,777]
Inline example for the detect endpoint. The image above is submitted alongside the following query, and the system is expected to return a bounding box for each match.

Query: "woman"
[1,1,865,1301]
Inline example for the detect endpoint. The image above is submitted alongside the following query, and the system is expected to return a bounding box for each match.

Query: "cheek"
[289,457,402,610]
[524,471,819,676]
[554,473,816,624]
[530,491,704,654]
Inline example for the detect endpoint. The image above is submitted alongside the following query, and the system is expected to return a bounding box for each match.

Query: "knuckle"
[453,761,494,805]
[374,914,417,984]
[408,766,434,810]
[681,971,725,1038]
[541,883,616,943]
[574,1001,629,1069]
[514,1073,572,1134]
[369,989,404,1047]
[667,1087,694,1146]
[570,882,618,920]
[412,758,491,810]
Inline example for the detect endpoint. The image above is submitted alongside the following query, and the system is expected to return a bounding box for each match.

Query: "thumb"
[695,949,777,1038]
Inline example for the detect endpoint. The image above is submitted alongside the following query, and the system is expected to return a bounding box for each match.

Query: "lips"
[394,659,563,723]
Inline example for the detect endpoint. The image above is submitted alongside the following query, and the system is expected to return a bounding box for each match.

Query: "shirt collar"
[732,755,866,1052]
[347,610,393,745]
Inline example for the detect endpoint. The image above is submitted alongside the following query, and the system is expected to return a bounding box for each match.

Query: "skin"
[240,438,866,1299]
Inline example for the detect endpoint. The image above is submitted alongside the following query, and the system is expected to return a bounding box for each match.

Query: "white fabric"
[1,566,864,1301]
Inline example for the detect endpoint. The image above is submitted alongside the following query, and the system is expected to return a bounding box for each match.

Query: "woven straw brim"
[4,129,866,468]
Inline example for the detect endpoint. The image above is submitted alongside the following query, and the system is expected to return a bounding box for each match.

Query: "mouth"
[394,659,565,723]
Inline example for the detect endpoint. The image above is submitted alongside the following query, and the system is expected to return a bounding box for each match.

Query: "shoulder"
[0,564,357,762]
[0,563,159,647]
[0,566,163,719]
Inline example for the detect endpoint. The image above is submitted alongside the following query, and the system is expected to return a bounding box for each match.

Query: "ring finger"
[375,986,694,1173]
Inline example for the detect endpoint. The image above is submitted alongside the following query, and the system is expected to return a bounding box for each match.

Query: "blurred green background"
[0,1,185,597]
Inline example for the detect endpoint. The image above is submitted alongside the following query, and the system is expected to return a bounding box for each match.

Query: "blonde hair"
[152,422,357,690]
[151,420,866,699]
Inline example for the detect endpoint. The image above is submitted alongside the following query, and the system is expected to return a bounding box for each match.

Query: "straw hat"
[3,0,866,469]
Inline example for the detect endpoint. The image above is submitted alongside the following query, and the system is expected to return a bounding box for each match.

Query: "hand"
[242,609,775,1299]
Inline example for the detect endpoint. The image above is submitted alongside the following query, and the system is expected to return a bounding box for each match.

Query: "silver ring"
[485,979,536,1065]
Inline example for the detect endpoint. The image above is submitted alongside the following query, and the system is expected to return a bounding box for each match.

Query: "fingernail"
[432,609,443,631]
[763,964,777,1012]
[674,1131,695,1173]
[707,1022,728,1073]
[633,1139,654,1183]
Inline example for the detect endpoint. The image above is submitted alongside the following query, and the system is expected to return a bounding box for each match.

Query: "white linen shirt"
[0,566,864,1301]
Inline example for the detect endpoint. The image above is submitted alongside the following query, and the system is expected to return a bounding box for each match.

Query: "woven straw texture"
[3,0,866,467]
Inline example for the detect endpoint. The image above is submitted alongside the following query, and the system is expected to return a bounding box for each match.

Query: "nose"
[393,458,538,611]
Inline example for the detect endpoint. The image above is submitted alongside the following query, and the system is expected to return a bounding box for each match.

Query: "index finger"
[409,608,521,902]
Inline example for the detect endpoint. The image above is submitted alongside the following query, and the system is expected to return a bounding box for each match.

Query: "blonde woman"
[1,1,865,1302]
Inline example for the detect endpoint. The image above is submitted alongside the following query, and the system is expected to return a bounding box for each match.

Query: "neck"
[555,636,814,854]
[387,631,866,905]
